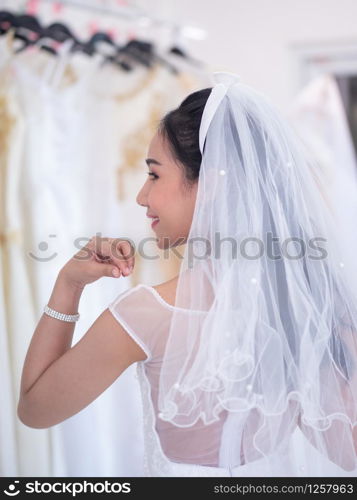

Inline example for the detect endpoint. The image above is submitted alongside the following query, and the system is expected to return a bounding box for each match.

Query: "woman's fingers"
[88,236,135,276]
[116,239,135,274]
[109,266,122,278]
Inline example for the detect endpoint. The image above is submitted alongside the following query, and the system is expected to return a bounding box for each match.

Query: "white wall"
[4,0,357,109]
[153,0,357,110]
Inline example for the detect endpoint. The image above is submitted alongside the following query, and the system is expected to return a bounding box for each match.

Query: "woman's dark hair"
[158,88,212,187]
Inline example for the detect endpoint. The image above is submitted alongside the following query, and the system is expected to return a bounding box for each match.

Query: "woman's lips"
[151,219,159,228]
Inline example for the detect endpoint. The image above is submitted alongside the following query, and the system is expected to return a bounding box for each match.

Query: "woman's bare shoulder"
[151,275,179,307]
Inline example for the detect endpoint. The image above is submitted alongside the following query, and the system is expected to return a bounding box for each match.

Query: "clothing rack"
[0,5,206,75]
[21,0,207,41]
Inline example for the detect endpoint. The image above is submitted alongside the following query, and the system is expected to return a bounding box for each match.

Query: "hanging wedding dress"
[1,28,207,476]
[11,39,145,476]
[0,32,52,477]
[287,73,357,290]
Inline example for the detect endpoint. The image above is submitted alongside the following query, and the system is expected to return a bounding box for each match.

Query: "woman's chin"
[155,234,187,250]
[155,236,170,250]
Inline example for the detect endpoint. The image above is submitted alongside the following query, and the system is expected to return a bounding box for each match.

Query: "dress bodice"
[109,284,357,477]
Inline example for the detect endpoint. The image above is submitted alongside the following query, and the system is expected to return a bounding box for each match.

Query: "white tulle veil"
[157,72,357,474]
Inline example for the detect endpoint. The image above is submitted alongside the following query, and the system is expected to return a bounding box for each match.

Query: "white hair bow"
[199,71,241,154]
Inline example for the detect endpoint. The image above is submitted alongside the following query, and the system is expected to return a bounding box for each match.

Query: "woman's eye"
[147,172,159,181]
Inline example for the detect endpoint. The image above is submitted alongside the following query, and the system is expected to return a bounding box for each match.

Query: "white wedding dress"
[108,284,357,477]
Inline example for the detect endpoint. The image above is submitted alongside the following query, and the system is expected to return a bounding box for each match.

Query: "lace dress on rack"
[108,284,357,477]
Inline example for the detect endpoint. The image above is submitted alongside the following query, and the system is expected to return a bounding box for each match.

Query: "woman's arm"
[18,272,83,398]
[17,271,146,428]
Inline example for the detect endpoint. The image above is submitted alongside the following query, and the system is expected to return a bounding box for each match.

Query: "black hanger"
[45,22,81,49]
[76,31,133,71]
[102,39,153,72]
[0,12,41,48]
[14,14,42,34]
[169,46,187,58]
[105,47,133,72]
[0,10,16,35]
[110,38,178,74]
[2,13,76,56]
[79,31,116,57]
[68,31,133,71]
[119,39,154,68]
[106,53,133,72]
[121,39,177,72]
[7,13,58,55]
[169,44,203,68]
[13,14,44,51]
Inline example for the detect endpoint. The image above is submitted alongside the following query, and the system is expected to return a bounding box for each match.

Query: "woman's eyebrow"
[145,158,162,167]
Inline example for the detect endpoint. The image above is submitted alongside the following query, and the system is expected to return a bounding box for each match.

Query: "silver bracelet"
[44,305,80,322]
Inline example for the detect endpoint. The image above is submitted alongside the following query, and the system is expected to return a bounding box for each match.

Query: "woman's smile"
[151,218,160,229]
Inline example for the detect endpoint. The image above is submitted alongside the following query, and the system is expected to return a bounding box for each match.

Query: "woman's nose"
[136,185,147,207]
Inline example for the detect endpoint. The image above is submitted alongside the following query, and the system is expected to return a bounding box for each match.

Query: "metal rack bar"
[30,0,206,40]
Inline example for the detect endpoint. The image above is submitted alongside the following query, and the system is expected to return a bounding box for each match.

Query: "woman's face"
[136,131,198,250]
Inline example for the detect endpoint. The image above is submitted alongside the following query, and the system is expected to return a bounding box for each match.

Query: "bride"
[17,73,357,477]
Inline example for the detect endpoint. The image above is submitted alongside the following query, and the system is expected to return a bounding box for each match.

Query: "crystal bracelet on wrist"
[44,305,80,323]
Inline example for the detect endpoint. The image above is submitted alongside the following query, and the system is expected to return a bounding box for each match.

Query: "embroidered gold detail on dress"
[116,92,164,201]
[0,94,16,248]
[61,63,79,88]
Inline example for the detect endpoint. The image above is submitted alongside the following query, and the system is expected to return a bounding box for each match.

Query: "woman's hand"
[60,236,135,290]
